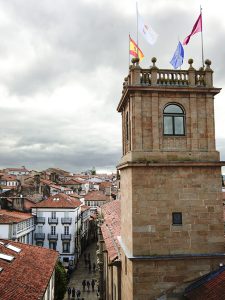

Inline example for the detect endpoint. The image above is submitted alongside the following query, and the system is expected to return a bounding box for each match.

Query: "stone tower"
[117,58,225,299]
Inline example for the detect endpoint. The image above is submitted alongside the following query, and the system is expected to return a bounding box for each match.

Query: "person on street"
[82,280,86,291]
[71,287,76,298]
[67,287,71,299]
[92,262,96,272]
[86,280,90,292]
[91,279,95,291]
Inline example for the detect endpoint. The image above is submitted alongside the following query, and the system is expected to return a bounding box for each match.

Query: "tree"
[54,260,67,300]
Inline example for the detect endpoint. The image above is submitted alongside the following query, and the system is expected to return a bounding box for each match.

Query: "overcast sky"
[0,0,225,173]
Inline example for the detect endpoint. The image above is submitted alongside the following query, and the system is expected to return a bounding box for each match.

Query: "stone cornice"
[117,160,225,170]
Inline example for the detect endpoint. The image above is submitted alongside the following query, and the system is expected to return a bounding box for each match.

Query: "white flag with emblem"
[137,9,158,45]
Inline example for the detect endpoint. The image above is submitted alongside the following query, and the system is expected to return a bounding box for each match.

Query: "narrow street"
[64,242,99,300]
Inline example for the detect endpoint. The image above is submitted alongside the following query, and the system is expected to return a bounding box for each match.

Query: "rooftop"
[85,190,110,201]
[184,265,225,300]
[0,239,58,300]
[100,200,121,262]
[0,210,33,224]
[33,193,81,208]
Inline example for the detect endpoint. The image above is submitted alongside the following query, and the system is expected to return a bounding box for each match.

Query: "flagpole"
[136,2,139,59]
[200,5,204,68]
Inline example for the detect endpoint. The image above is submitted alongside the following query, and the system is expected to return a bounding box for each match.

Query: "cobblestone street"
[64,242,99,300]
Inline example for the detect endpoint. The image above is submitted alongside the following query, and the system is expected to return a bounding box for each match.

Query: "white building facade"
[32,193,82,268]
[0,210,35,244]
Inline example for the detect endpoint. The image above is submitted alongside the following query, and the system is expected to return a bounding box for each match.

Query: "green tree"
[54,260,67,300]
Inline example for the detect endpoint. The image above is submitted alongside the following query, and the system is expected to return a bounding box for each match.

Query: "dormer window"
[163,104,185,136]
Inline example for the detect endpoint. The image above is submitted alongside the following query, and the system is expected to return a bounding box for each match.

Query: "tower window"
[126,112,129,141]
[172,212,182,225]
[163,104,185,135]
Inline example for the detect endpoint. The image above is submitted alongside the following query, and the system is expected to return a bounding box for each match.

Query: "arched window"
[163,104,185,135]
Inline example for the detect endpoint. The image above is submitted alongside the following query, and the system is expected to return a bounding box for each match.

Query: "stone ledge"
[117,160,225,170]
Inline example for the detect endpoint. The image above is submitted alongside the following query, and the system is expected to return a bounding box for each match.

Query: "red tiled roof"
[64,179,83,185]
[0,239,58,300]
[99,182,112,190]
[5,168,29,172]
[33,193,81,208]
[100,200,121,262]
[184,266,225,300]
[85,190,110,201]
[0,174,18,181]
[0,210,33,224]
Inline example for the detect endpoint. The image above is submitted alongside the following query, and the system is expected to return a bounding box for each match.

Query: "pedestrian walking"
[67,287,71,299]
[88,252,90,261]
[72,287,76,298]
[82,280,86,291]
[92,262,96,272]
[76,289,81,299]
[91,279,95,291]
[86,280,90,292]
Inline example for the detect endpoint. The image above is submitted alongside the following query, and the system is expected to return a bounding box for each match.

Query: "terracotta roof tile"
[33,193,81,208]
[184,265,225,300]
[85,190,110,201]
[0,210,33,224]
[100,200,121,262]
[0,239,58,300]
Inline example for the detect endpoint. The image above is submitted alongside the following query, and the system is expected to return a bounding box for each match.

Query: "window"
[36,241,43,247]
[51,226,56,235]
[172,212,182,225]
[51,211,56,219]
[163,104,185,135]
[126,112,129,141]
[49,242,57,250]
[63,242,70,253]
[64,226,69,235]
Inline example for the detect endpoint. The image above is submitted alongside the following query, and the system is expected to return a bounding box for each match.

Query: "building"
[98,200,121,300]
[32,193,82,268]
[0,209,35,244]
[0,174,20,193]
[0,239,58,300]
[99,58,225,300]
[84,190,111,211]
[4,167,30,176]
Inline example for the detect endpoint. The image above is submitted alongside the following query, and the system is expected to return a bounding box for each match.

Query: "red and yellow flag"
[129,35,144,62]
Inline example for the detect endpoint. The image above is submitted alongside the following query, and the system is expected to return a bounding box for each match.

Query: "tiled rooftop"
[0,239,58,300]
[0,210,33,224]
[184,265,225,300]
[85,190,110,201]
[100,200,121,262]
[33,193,81,208]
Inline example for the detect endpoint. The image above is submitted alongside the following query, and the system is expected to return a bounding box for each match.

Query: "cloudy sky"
[0,0,225,173]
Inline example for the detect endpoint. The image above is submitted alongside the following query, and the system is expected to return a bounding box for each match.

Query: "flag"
[137,9,158,45]
[170,41,184,69]
[183,13,202,45]
[129,35,144,61]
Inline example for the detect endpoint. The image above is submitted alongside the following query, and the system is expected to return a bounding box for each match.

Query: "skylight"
[0,267,3,272]
[0,253,14,262]
[6,244,21,253]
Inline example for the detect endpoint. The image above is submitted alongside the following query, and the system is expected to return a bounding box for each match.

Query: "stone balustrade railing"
[123,57,213,90]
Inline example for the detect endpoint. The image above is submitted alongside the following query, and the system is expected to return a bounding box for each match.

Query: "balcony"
[48,218,58,224]
[36,217,45,224]
[61,218,72,224]
[34,233,45,240]
[61,234,71,240]
[48,234,58,240]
